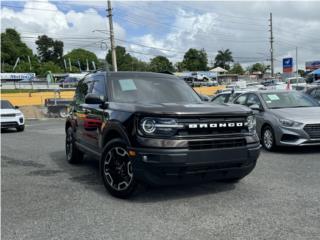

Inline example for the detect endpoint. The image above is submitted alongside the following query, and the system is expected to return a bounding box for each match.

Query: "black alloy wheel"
[101,138,137,198]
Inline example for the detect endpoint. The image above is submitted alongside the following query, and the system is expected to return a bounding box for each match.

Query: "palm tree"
[214,49,234,70]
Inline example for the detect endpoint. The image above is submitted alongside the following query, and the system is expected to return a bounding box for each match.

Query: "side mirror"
[85,93,106,105]
[249,104,262,111]
[15,106,19,109]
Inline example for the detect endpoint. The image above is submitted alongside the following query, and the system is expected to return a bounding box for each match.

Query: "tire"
[16,125,25,132]
[262,126,277,151]
[59,108,68,118]
[101,138,137,198]
[65,127,83,164]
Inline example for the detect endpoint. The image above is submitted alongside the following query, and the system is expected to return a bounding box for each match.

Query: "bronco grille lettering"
[188,122,245,129]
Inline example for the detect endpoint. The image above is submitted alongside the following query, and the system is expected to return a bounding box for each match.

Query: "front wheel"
[262,126,276,151]
[101,138,137,198]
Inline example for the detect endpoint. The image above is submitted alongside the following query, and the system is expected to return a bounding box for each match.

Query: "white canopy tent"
[209,67,228,73]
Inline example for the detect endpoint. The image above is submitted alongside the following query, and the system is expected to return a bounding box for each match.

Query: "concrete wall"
[1,91,75,106]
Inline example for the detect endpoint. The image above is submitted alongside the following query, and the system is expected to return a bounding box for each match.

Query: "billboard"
[0,73,35,81]
[306,61,320,71]
[283,58,293,73]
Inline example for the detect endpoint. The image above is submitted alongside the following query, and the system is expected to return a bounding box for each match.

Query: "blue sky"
[1,1,320,71]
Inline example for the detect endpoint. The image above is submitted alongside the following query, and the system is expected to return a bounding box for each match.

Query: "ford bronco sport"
[65,72,260,198]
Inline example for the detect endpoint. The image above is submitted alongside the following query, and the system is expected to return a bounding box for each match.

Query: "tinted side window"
[234,94,248,105]
[91,75,106,96]
[212,94,229,104]
[247,94,262,108]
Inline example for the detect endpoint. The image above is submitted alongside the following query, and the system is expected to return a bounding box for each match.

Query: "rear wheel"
[59,108,68,118]
[262,126,276,151]
[65,127,83,164]
[16,125,25,132]
[101,138,137,198]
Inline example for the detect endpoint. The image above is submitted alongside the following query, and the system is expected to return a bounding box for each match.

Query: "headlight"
[140,118,183,136]
[279,119,302,127]
[16,112,23,116]
[247,115,256,133]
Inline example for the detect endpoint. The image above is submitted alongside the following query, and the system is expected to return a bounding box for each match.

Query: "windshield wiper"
[288,106,311,108]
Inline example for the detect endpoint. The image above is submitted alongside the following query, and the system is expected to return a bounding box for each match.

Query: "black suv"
[65,72,260,198]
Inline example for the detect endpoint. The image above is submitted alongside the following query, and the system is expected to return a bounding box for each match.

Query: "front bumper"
[274,125,320,146]
[1,116,24,128]
[129,143,261,186]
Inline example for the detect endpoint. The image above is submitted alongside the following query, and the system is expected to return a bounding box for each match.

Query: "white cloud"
[1,0,126,58]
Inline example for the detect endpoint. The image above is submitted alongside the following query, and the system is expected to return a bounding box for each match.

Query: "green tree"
[64,48,99,71]
[174,62,185,72]
[35,61,64,76]
[149,56,174,72]
[106,46,149,71]
[1,28,34,71]
[298,69,305,77]
[214,49,234,70]
[182,48,208,71]
[35,35,64,63]
[229,63,244,75]
[248,63,270,74]
[107,46,133,71]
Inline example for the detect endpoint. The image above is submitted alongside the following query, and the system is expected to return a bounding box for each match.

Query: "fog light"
[128,150,136,157]
[19,118,23,123]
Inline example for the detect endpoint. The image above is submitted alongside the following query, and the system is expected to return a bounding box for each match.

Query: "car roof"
[242,90,301,95]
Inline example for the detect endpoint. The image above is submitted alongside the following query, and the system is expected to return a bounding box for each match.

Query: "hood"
[0,108,22,115]
[109,102,251,116]
[270,107,320,124]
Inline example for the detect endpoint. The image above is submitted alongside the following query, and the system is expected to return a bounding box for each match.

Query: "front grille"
[161,161,250,176]
[176,116,248,137]
[188,138,246,150]
[1,114,16,117]
[304,124,320,139]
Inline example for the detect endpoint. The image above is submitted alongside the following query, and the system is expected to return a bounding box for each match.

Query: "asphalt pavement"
[1,119,320,240]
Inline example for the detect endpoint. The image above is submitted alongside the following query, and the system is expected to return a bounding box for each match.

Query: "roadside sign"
[306,61,320,71]
[283,58,293,73]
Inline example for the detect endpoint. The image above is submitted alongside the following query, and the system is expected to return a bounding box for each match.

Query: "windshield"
[110,76,201,104]
[1,100,14,109]
[261,91,319,109]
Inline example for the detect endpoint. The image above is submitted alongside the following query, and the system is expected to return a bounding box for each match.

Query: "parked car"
[45,98,73,118]
[306,86,320,102]
[285,77,307,91]
[65,71,260,198]
[0,100,25,131]
[233,90,320,150]
[311,80,320,86]
[211,90,247,104]
[59,77,79,88]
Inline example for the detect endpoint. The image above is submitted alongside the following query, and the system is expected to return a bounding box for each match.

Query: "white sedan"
[1,100,25,131]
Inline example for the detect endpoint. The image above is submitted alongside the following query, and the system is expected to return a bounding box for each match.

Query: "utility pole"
[295,46,299,79]
[269,13,274,77]
[107,0,117,72]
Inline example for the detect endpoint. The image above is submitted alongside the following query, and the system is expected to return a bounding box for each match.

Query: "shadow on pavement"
[0,128,19,134]
[262,145,320,155]
[50,150,237,201]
